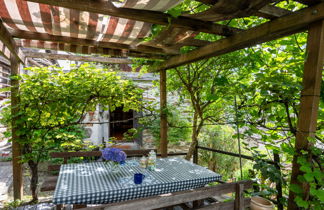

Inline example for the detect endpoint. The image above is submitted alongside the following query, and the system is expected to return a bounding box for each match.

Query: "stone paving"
[0,161,13,205]
[0,131,13,208]
[16,203,56,210]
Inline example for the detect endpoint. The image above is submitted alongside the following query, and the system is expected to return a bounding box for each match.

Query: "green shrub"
[198,125,244,180]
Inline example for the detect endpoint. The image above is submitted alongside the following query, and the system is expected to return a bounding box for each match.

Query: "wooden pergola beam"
[0,41,11,60]
[17,44,167,60]
[288,20,324,210]
[160,70,168,158]
[196,0,291,19]
[25,52,133,64]
[256,5,292,19]
[27,58,43,67]
[25,0,241,36]
[153,3,324,71]
[11,30,177,55]
[10,54,23,200]
[296,0,324,6]
[0,17,25,201]
[0,20,24,62]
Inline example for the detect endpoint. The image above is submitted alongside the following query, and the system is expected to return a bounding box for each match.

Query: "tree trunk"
[186,112,199,160]
[208,160,216,172]
[28,160,39,202]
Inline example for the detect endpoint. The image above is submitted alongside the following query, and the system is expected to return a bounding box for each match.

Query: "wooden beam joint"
[0,20,24,62]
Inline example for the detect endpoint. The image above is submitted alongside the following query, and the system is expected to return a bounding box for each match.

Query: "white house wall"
[82,72,159,146]
[83,104,109,145]
[82,72,190,146]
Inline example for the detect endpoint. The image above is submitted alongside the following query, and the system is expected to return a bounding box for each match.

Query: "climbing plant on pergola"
[0,0,323,209]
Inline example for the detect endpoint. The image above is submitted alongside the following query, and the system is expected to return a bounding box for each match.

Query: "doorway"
[109,107,134,141]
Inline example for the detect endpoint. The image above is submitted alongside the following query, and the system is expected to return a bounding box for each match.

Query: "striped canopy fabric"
[0,0,305,61]
[0,0,183,59]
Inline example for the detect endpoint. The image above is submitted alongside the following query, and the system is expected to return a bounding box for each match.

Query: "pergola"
[0,0,323,209]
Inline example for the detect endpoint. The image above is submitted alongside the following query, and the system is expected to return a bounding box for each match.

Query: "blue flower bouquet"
[101,148,127,172]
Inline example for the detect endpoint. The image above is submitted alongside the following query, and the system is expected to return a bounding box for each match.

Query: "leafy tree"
[0,63,144,201]
[159,32,322,208]
[167,54,246,160]
[199,125,241,179]
[133,1,322,208]
[232,33,323,208]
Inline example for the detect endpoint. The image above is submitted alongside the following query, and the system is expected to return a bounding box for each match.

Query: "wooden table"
[53,157,221,205]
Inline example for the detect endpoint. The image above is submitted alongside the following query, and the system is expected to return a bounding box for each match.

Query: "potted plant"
[250,196,275,210]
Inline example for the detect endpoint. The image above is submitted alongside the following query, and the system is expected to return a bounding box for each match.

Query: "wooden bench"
[78,180,254,210]
[40,149,153,192]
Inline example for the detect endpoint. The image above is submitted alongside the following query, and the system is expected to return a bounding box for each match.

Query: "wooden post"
[160,70,168,158]
[273,152,283,210]
[234,183,244,210]
[10,54,23,200]
[288,20,324,209]
[193,143,201,209]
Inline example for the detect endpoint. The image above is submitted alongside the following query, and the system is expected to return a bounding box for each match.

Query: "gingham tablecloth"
[53,157,222,204]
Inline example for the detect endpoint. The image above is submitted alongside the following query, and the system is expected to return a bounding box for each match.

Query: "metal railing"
[193,144,283,210]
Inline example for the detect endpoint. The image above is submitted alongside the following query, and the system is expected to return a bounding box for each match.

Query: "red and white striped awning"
[0,0,183,60]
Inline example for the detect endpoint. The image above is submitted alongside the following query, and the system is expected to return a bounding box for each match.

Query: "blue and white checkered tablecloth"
[53,157,222,204]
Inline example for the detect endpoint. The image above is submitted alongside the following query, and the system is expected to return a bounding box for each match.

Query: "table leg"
[56,204,63,210]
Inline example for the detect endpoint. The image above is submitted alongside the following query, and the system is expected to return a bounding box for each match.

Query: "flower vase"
[110,162,120,173]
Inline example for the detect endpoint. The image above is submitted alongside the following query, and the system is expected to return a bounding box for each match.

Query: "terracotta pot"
[250,196,275,210]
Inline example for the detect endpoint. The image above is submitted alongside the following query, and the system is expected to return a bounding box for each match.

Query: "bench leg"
[73,204,87,209]
[56,204,63,210]
[193,200,203,208]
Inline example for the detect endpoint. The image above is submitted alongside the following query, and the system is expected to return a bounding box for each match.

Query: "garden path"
[0,161,12,205]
